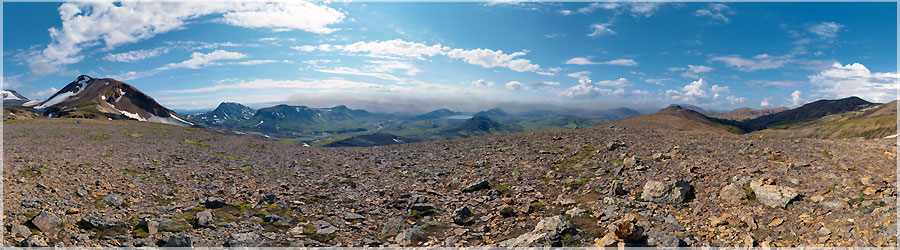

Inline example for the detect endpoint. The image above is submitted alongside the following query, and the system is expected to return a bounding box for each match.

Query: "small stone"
[709,215,728,226]
[12,224,30,238]
[821,200,849,209]
[66,207,80,214]
[719,183,748,202]
[565,207,586,217]
[593,233,619,247]
[24,235,49,247]
[381,217,406,236]
[197,210,216,228]
[768,218,784,227]
[499,205,516,217]
[463,179,491,192]
[162,234,193,247]
[30,211,61,232]
[102,194,125,208]
[226,232,258,247]
[641,180,693,204]
[810,195,825,203]
[452,206,474,225]
[343,212,365,222]
[202,197,226,209]
[818,226,832,235]
[623,156,637,167]
[395,226,427,247]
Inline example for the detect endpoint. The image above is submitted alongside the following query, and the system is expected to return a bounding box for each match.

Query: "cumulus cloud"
[790,90,803,106]
[726,96,747,104]
[645,78,671,85]
[26,1,345,75]
[588,23,616,37]
[158,50,246,70]
[712,54,793,71]
[674,65,714,78]
[808,22,844,38]
[446,48,540,72]
[559,83,606,99]
[760,98,773,107]
[594,78,632,88]
[565,57,636,66]
[294,39,542,73]
[665,78,711,104]
[103,47,169,62]
[694,3,733,23]
[808,62,899,103]
[505,81,523,90]
[471,79,495,87]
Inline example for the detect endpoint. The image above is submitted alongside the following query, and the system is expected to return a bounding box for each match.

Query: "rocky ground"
[2,118,897,247]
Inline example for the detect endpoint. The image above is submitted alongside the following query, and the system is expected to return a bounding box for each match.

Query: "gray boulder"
[641,180,693,204]
[30,211,61,232]
[496,215,575,247]
[395,225,427,246]
[749,178,798,208]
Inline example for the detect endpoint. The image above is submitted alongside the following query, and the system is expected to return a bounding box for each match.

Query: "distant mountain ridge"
[740,96,873,131]
[186,102,254,125]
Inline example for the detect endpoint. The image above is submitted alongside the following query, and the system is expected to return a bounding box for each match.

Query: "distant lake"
[441,115,473,120]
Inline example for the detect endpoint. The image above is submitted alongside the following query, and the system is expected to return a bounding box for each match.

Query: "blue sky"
[3,1,898,113]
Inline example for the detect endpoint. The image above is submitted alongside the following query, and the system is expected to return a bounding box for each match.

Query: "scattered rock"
[343,212,365,222]
[749,178,798,208]
[23,235,49,247]
[646,230,681,247]
[102,194,125,207]
[202,197,226,209]
[395,226,427,247]
[719,183,748,202]
[226,232,258,247]
[496,215,575,247]
[30,211,61,232]
[197,210,216,228]
[565,207,586,217]
[641,180,693,204]
[162,234,193,247]
[452,206,474,225]
[78,216,128,230]
[12,224,30,238]
[158,219,192,233]
[463,179,491,192]
[380,217,406,236]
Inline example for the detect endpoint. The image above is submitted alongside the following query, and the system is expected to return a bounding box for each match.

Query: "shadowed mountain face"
[32,75,194,126]
[712,107,789,121]
[2,89,30,106]
[414,108,461,120]
[186,102,254,125]
[322,132,416,147]
[607,105,744,135]
[749,100,897,139]
[740,96,874,131]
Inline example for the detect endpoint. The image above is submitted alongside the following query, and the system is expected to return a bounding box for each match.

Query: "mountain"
[322,132,416,147]
[740,96,873,131]
[414,108,461,120]
[750,100,896,139]
[32,75,194,127]
[667,103,715,115]
[186,102,254,126]
[240,104,382,136]
[473,108,510,119]
[2,89,31,106]
[711,107,788,121]
[446,116,523,137]
[604,107,642,118]
[606,105,743,135]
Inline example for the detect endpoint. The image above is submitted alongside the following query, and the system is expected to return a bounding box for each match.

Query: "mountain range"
[3,75,895,146]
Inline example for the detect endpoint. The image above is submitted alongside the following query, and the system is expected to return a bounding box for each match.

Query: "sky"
[2,1,898,114]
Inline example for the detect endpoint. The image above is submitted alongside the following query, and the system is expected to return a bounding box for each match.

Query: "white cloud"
[748,80,806,87]
[577,2,662,17]
[711,84,729,93]
[219,2,345,34]
[158,50,246,70]
[790,90,803,106]
[526,81,561,90]
[294,39,541,73]
[565,57,597,65]
[560,83,606,99]
[602,59,637,66]
[565,57,636,66]
[808,22,844,38]
[341,39,447,60]
[645,78,671,85]
[712,54,793,72]
[594,78,632,88]
[760,98,773,107]
[315,67,402,81]
[665,78,713,104]
[559,10,573,15]
[471,79,495,87]
[364,60,421,76]
[505,81,523,90]
[103,47,168,62]
[808,62,899,103]
[234,59,278,65]
[161,78,387,94]
[567,71,592,79]
[726,96,747,104]
[588,23,616,37]
[446,48,540,72]
[688,65,714,73]
[26,1,345,75]
[694,3,733,23]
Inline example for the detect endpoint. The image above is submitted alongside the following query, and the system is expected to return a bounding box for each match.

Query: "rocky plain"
[2,118,897,247]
